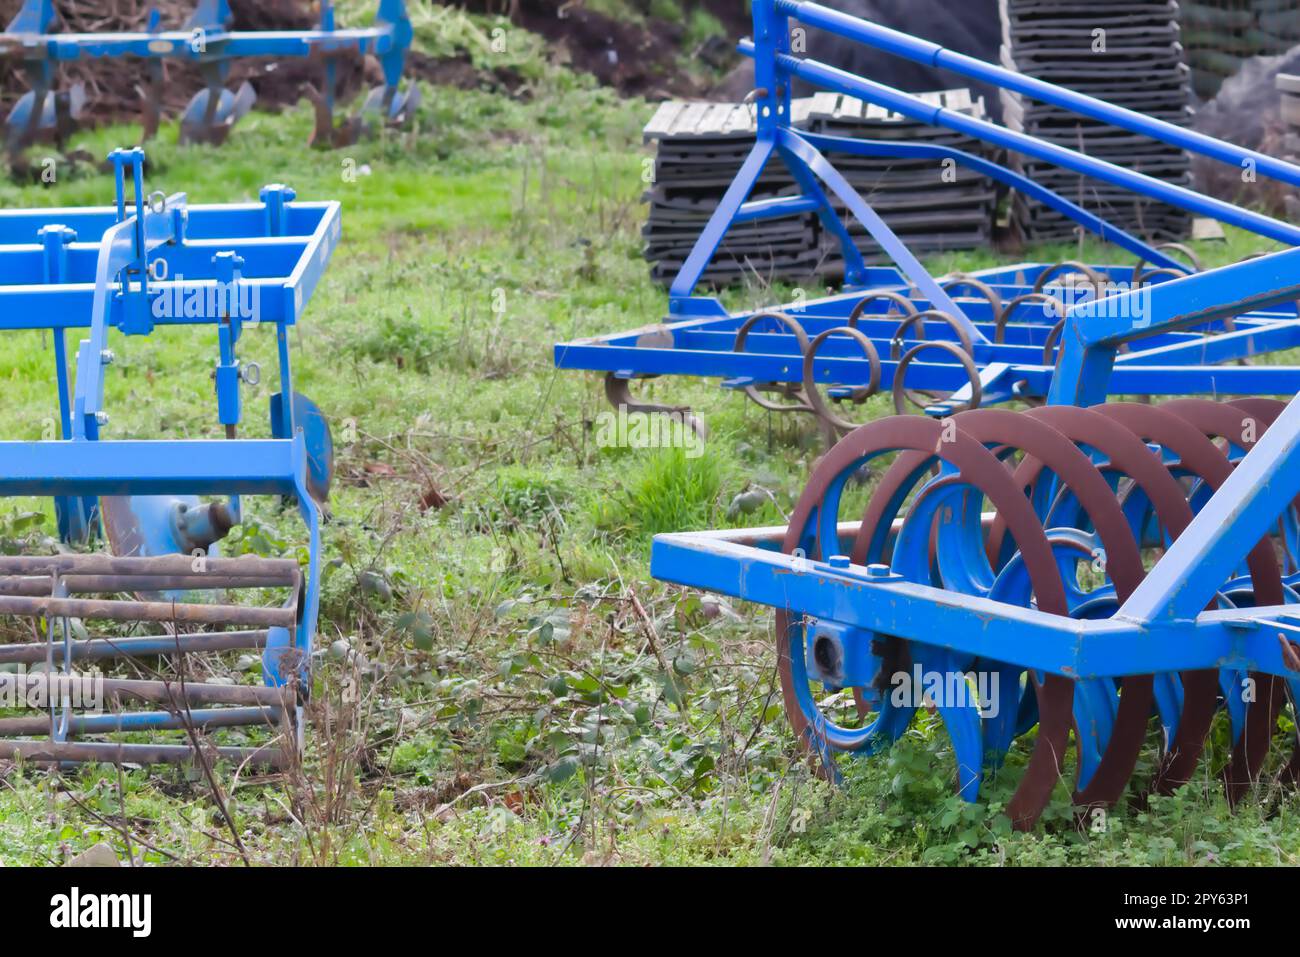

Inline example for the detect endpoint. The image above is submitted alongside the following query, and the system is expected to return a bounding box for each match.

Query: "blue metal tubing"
[649,527,1300,680]
[797,132,1183,273]
[1,2,409,67]
[559,344,1300,399]
[669,131,980,333]
[1050,247,1300,407]
[0,201,334,245]
[739,40,1300,247]
[772,0,1300,191]
[59,707,279,734]
[1120,391,1300,625]
[35,30,396,60]
[0,438,300,497]
[0,241,311,282]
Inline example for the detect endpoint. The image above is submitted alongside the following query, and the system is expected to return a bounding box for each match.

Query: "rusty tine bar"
[0,630,269,665]
[0,554,300,580]
[0,594,296,627]
[0,575,297,596]
[0,674,293,709]
[0,739,290,769]
[96,678,294,709]
[0,706,284,736]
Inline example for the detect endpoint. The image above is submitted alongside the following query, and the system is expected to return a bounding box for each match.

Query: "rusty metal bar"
[0,575,297,596]
[0,738,290,768]
[96,678,294,709]
[0,594,296,627]
[0,630,269,665]
[0,554,300,580]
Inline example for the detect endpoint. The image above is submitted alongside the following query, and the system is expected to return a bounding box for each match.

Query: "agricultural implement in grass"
[0,147,338,768]
[651,1,1300,830]
[0,0,418,159]
[554,0,1300,438]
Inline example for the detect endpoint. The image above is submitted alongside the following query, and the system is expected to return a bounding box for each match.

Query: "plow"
[0,147,336,768]
[0,0,418,161]
[647,0,1300,828]
[555,0,1300,440]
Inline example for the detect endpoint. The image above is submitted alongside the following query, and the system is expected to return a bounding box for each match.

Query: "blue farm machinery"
[555,0,1300,440]
[647,1,1300,827]
[0,0,418,158]
[0,147,337,768]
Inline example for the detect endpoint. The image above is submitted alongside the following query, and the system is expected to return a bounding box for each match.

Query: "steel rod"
[772,0,1300,190]
[0,629,269,664]
[0,575,296,596]
[0,738,289,768]
[738,42,1300,246]
[0,553,299,579]
[97,678,293,709]
[0,594,296,627]
[0,706,284,735]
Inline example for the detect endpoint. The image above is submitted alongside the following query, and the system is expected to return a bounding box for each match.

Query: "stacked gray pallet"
[643,99,822,286]
[999,0,1194,241]
[806,90,999,271]
[1185,0,1300,100]
[1282,74,1300,155]
[641,92,998,287]
[1282,74,1300,216]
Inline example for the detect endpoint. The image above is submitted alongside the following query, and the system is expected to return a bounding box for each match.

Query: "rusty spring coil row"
[776,397,1299,830]
[728,250,1224,430]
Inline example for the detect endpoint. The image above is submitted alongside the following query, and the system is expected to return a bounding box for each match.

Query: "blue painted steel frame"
[0,146,333,670]
[650,239,1300,684]
[556,260,1300,411]
[0,0,413,88]
[561,0,1300,409]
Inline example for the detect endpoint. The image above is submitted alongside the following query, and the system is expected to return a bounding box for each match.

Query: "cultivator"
[555,0,1300,437]
[0,0,417,158]
[651,0,1300,829]
[0,147,338,768]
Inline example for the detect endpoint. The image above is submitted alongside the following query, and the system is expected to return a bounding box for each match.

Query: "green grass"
[0,9,1298,866]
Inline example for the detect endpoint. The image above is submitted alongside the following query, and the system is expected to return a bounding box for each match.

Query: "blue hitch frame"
[0,148,339,767]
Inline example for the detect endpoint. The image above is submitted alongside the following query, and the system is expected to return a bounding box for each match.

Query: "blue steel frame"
[0,147,332,678]
[653,248,1300,684]
[0,0,414,140]
[650,234,1300,804]
[555,0,1300,412]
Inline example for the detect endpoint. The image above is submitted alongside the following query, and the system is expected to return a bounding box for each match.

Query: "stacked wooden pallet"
[641,91,998,287]
[999,0,1194,241]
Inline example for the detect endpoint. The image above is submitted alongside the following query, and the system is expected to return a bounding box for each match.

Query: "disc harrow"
[554,0,1300,439]
[0,0,417,163]
[655,272,1300,826]
[0,147,339,768]
[650,0,1300,830]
